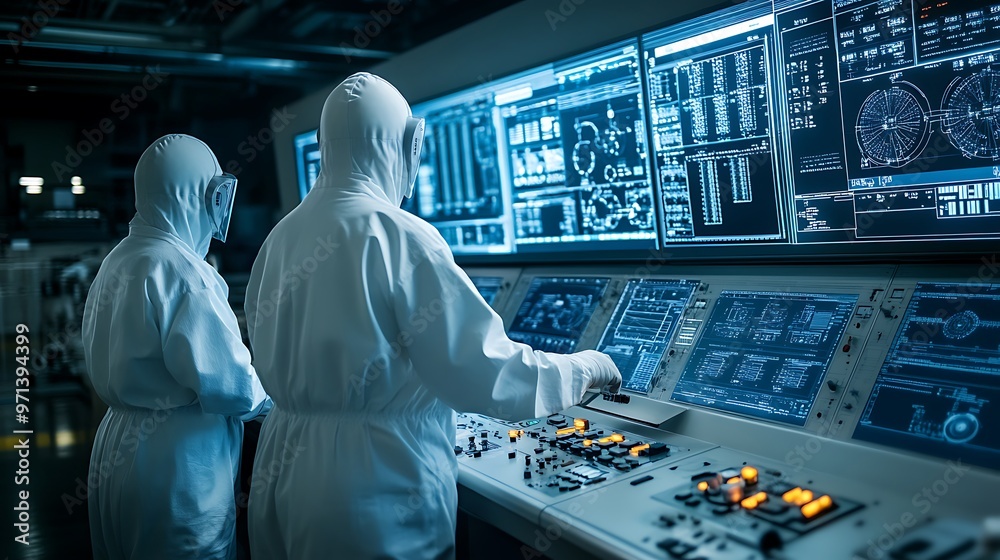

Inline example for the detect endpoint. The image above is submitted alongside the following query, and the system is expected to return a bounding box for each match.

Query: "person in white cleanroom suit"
[245,72,622,559]
[82,134,272,560]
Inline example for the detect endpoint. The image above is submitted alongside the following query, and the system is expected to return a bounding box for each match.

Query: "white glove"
[571,350,622,394]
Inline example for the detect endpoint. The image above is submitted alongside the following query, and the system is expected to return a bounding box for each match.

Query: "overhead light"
[19,176,44,187]
[27,85,38,92]
[26,185,43,195]
[71,176,82,186]
[71,185,86,195]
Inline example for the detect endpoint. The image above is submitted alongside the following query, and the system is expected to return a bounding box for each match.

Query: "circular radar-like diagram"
[942,310,980,339]
[943,412,980,444]
[943,68,1000,160]
[856,84,930,168]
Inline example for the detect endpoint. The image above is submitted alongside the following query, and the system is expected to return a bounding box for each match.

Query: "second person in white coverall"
[82,134,272,559]
[245,72,622,559]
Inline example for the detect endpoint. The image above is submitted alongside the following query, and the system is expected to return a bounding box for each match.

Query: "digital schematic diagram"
[596,279,698,393]
[470,276,504,306]
[502,39,657,250]
[942,67,1000,160]
[671,291,857,425]
[855,83,931,168]
[580,185,655,233]
[854,282,1000,469]
[834,0,914,80]
[841,58,1000,195]
[508,277,610,354]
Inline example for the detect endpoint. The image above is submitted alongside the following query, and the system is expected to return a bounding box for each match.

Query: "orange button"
[796,490,814,506]
[801,495,834,519]
[782,487,803,503]
[629,443,650,457]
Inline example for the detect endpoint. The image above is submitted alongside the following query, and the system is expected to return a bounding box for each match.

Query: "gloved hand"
[571,350,622,394]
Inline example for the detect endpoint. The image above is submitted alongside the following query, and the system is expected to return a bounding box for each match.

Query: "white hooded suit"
[82,134,271,560]
[245,73,620,559]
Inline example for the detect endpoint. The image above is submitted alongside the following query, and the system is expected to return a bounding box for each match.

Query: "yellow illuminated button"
[610,433,625,443]
[697,481,709,492]
[741,466,759,485]
[574,418,590,431]
[741,491,768,510]
[598,436,613,444]
[796,490,814,506]
[556,427,576,435]
[782,487,803,503]
[508,430,522,439]
[629,443,650,457]
[801,495,834,519]
[727,477,741,485]
[582,439,593,447]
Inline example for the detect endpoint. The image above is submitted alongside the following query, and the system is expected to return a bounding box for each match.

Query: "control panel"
[454,263,1000,560]
[455,411,712,513]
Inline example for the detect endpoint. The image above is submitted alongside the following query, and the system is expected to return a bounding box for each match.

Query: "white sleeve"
[162,288,272,420]
[393,253,606,421]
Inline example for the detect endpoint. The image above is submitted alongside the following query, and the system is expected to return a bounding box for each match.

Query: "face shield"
[402,116,425,199]
[205,173,238,243]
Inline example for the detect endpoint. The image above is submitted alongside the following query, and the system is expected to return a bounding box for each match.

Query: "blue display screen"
[508,277,609,354]
[854,282,1000,470]
[672,290,856,425]
[597,279,697,393]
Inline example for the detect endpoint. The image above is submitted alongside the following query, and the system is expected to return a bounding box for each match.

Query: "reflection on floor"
[1,384,95,560]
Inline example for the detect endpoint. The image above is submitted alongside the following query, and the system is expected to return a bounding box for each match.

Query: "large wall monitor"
[387,0,1000,259]
[643,3,786,244]
[671,290,858,425]
[853,282,1000,470]
[507,276,609,353]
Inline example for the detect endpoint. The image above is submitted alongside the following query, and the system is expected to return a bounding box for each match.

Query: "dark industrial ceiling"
[0,0,523,117]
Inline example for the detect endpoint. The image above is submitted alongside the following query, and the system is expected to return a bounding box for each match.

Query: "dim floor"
[1,382,94,560]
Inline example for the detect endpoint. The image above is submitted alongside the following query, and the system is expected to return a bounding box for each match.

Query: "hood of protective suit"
[316,72,412,206]
[131,134,222,258]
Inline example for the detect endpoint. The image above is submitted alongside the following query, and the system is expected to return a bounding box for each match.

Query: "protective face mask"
[205,173,238,242]
[402,116,425,199]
